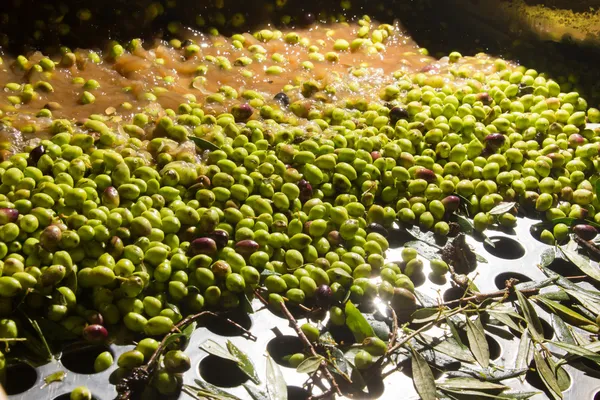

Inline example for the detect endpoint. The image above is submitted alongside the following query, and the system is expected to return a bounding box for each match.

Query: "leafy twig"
[441,287,539,307]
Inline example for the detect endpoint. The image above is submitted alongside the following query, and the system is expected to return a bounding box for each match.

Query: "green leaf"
[446,317,467,349]
[403,241,440,260]
[540,248,556,268]
[329,267,353,280]
[515,331,532,371]
[411,308,441,324]
[564,289,600,315]
[488,310,522,332]
[243,384,269,400]
[533,349,562,400]
[296,355,324,374]
[551,315,576,345]
[186,381,243,400]
[42,370,66,386]
[437,377,507,391]
[416,334,475,363]
[489,202,516,215]
[190,135,221,151]
[534,295,599,332]
[498,391,541,399]
[515,290,544,342]
[549,341,600,364]
[410,346,437,400]
[227,340,260,385]
[182,321,197,340]
[242,294,255,314]
[344,301,375,342]
[456,214,474,235]
[266,353,287,400]
[200,339,240,363]
[559,246,600,282]
[465,316,490,368]
[163,333,187,350]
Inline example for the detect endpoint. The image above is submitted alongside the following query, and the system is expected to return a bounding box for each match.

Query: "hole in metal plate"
[483,236,525,259]
[266,335,304,367]
[526,360,571,395]
[494,272,532,290]
[594,389,600,400]
[288,386,310,400]
[510,318,555,340]
[53,394,99,400]
[487,335,502,360]
[443,287,468,303]
[202,309,252,336]
[61,343,113,374]
[199,355,249,387]
[4,362,37,395]
[545,257,583,277]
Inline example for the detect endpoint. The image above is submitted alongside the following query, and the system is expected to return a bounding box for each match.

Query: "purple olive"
[232,104,253,122]
[415,168,436,183]
[573,224,597,241]
[101,186,120,209]
[485,133,506,149]
[441,195,461,212]
[28,144,45,166]
[297,179,313,202]
[85,311,104,326]
[477,92,492,105]
[83,324,108,343]
[568,133,585,147]
[366,223,388,237]
[370,151,381,161]
[209,230,229,249]
[235,240,259,257]
[0,208,19,225]
[108,236,124,258]
[389,107,409,124]
[40,225,62,251]
[274,92,290,107]
[327,230,342,246]
[315,284,333,307]
[188,237,218,256]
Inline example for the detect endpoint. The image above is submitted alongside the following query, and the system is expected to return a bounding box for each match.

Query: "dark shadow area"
[494,272,533,290]
[288,386,310,400]
[201,310,253,337]
[199,355,249,387]
[266,335,305,367]
[60,343,113,374]
[525,360,571,396]
[4,362,37,395]
[483,237,526,260]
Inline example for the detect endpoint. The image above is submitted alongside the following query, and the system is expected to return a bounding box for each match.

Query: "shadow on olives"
[266,335,304,367]
[525,360,571,396]
[494,272,532,290]
[201,309,252,337]
[61,343,113,374]
[4,362,37,395]
[288,386,310,400]
[483,236,525,259]
[199,355,249,387]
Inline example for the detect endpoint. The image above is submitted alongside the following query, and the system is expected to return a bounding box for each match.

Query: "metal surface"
[5,217,600,400]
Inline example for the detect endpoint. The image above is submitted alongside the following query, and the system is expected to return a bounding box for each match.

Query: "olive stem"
[574,235,600,261]
[253,289,342,398]
[387,307,399,350]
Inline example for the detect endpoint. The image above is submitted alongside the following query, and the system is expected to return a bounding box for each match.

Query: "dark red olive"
[366,223,388,237]
[232,104,253,122]
[477,92,491,105]
[327,230,342,246]
[298,179,313,202]
[0,208,19,225]
[188,237,218,256]
[389,107,409,124]
[573,224,597,241]
[415,168,436,183]
[485,133,506,149]
[40,225,62,251]
[235,240,259,257]
[28,144,45,166]
[195,175,211,188]
[568,133,585,147]
[83,324,108,343]
[370,151,381,161]
[274,92,290,107]
[101,186,120,209]
[209,230,229,249]
[315,284,333,307]
[86,311,104,326]
[441,195,461,212]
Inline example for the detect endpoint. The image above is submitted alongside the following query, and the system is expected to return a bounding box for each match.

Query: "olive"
[209,229,229,249]
[354,350,373,370]
[366,223,388,237]
[389,107,409,124]
[83,324,108,343]
[485,133,506,149]
[70,386,92,400]
[28,144,46,167]
[414,168,436,183]
[189,237,218,256]
[315,284,333,307]
[297,179,313,202]
[164,349,191,373]
[231,104,253,122]
[573,224,597,241]
[235,239,259,257]
[441,195,460,213]
[274,92,290,107]
[0,208,19,225]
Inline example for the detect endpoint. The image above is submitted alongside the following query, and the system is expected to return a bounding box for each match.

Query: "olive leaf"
[533,349,563,400]
[187,380,243,400]
[539,248,556,268]
[515,331,532,371]
[242,294,255,314]
[296,355,324,374]
[488,310,522,332]
[446,317,467,348]
[465,316,490,368]
[489,202,516,215]
[558,246,600,282]
[243,384,269,400]
[416,333,475,363]
[533,296,599,333]
[549,341,600,365]
[410,346,437,400]
[447,365,527,382]
[437,377,507,391]
[345,301,375,342]
[163,333,187,350]
[515,290,544,342]
[411,308,441,325]
[266,353,287,400]
[200,339,240,363]
[403,240,440,260]
[406,225,442,248]
[564,288,600,315]
[189,135,221,151]
[329,267,353,280]
[551,315,576,345]
[454,215,495,250]
[227,340,260,385]
[42,370,66,387]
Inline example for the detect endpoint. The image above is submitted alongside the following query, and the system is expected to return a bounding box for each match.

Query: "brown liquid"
[0,21,503,142]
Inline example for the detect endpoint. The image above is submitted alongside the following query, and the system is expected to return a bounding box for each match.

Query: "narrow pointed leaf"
[559,246,600,282]
[200,339,240,363]
[515,331,532,371]
[243,384,269,400]
[410,346,436,400]
[488,311,522,332]
[446,317,467,349]
[266,354,287,400]
[549,341,600,364]
[190,380,243,400]
[438,377,507,391]
[515,290,544,342]
[465,316,489,368]
[296,356,324,374]
[540,248,556,268]
[489,202,516,215]
[190,136,221,151]
[345,301,375,342]
[534,296,599,332]
[416,334,475,363]
[227,340,260,384]
[533,349,562,400]
[565,289,600,314]
[551,315,576,345]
